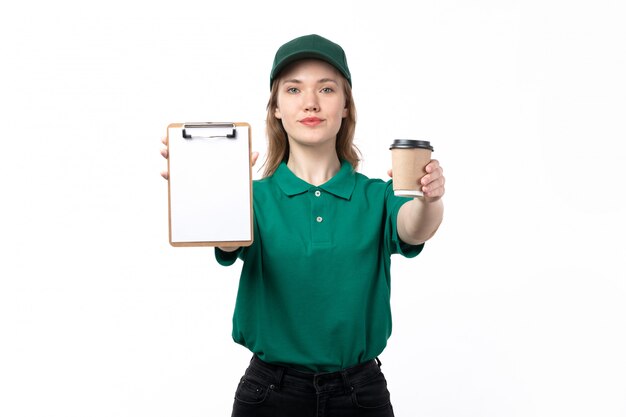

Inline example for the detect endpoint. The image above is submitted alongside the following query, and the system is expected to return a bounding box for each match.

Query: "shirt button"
[316,216,323,223]
[314,190,321,197]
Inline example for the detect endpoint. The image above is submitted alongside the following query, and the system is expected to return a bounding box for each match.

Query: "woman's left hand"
[388,159,446,201]
[420,159,445,201]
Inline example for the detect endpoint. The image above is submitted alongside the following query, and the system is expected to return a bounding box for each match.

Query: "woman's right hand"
[160,136,169,180]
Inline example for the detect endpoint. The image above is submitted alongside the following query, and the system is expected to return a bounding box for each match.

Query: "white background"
[1,1,625,416]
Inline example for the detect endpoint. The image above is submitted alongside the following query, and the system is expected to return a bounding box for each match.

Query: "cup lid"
[389,139,434,151]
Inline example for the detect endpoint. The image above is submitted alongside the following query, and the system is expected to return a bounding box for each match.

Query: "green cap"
[270,34,352,89]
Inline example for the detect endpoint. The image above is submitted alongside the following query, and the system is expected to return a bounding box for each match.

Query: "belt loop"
[275,365,285,390]
[341,370,352,394]
[375,357,382,368]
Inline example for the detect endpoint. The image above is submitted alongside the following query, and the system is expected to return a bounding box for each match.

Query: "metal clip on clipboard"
[182,122,237,139]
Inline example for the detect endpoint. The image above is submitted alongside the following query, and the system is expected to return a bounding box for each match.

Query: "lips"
[300,117,323,126]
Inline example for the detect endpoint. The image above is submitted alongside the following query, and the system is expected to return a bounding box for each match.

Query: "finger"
[160,170,169,180]
[425,159,440,174]
[424,174,445,189]
[160,148,169,159]
[161,136,168,146]
[420,172,437,187]
[422,175,445,195]
[423,184,444,198]
[424,187,444,199]
[387,169,393,178]
[420,165,443,186]
[251,152,259,167]
[424,191,443,201]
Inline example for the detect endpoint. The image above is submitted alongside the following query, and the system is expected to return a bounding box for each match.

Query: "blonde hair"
[261,72,360,178]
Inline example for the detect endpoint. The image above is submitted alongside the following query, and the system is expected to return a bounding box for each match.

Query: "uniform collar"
[274,160,356,200]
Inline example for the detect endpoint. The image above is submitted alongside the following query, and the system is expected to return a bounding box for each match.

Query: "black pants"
[232,355,395,417]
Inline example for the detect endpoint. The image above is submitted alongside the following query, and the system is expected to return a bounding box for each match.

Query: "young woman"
[161,34,445,417]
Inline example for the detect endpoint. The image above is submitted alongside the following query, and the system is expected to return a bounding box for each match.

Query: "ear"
[274,107,282,119]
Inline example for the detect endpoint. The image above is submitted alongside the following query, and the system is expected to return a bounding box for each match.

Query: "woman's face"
[274,59,348,151]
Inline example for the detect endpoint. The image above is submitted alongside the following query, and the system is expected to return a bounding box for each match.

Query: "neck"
[287,147,341,186]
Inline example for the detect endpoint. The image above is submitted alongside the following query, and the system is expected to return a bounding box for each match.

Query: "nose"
[303,91,319,112]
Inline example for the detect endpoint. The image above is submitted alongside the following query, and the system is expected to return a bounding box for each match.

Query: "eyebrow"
[281,78,339,85]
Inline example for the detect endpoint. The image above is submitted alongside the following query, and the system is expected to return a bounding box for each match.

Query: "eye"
[287,87,300,94]
[320,87,334,93]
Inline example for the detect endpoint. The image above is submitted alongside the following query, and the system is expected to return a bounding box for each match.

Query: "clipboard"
[167,122,253,247]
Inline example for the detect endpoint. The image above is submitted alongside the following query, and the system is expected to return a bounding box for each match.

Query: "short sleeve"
[384,181,425,258]
[214,247,243,266]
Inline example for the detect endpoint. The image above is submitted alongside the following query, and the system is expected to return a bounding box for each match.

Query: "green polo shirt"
[215,161,423,372]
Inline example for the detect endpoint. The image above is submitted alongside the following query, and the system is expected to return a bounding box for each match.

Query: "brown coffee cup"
[390,139,434,197]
